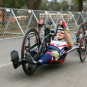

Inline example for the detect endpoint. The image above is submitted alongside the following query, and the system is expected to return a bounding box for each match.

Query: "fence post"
[3,9,12,38]
[26,10,33,31]
[32,10,38,22]
[47,11,56,28]
[57,12,68,29]
[78,12,84,23]
[69,12,78,30]
[11,9,25,36]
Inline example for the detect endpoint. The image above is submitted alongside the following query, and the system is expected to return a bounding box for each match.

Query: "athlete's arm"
[64,30,73,50]
[37,20,44,36]
[61,21,73,50]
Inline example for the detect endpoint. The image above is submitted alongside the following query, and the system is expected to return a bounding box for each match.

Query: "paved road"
[0,32,87,87]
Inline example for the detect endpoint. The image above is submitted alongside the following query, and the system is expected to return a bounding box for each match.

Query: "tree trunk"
[26,0,42,10]
[78,0,83,12]
[0,0,3,7]
[34,0,42,10]
[26,0,34,9]
[26,0,42,28]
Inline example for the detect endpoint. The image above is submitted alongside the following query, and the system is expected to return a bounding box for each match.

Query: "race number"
[51,50,60,61]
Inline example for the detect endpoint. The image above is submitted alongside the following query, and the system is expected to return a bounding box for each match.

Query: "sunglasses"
[57,30,64,34]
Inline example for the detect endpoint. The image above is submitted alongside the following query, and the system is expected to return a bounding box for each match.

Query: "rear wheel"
[76,24,85,53]
[79,36,87,62]
[84,22,87,34]
[21,28,40,75]
[84,22,87,54]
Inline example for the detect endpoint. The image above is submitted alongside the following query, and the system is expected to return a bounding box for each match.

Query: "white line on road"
[0,63,12,68]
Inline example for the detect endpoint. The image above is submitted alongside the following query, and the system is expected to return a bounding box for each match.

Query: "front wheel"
[21,28,40,75]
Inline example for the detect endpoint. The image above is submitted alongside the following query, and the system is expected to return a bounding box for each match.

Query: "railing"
[0,7,87,40]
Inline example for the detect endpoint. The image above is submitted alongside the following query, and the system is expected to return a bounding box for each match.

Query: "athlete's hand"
[37,20,44,28]
[61,21,66,30]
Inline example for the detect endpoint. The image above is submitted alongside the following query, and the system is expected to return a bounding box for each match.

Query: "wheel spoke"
[79,36,86,62]
[21,28,40,75]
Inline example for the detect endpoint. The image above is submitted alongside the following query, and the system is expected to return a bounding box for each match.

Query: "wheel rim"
[23,32,39,59]
[21,30,40,75]
[80,36,86,62]
[84,22,87,36]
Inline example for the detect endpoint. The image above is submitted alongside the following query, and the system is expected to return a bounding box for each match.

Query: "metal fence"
[0,7,87,40]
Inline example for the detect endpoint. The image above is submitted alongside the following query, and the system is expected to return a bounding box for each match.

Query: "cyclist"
[36,20,73,66]
[11,20,73,70]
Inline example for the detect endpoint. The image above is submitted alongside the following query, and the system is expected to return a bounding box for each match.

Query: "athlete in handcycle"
[11,20,87,75]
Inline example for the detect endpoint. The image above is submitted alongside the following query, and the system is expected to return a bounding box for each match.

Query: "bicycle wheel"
[84,22,87,54]
[21,28,40,75]
[84,22,87,32]
[76,24,85,53]
[76,24,85,42]
[79,36,87,62]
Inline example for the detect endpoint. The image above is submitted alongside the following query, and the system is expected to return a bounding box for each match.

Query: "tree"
[0,0,3,7]
[48,0,61,11]
[25,0,42,28]
[61,0,69,11]
[78,0,83,11]
[26,0,42,10]
[73,0,86,11]
[4,0,25,9]
[41,0,69,11]
[41,0,49,10]
[0,0,42,10]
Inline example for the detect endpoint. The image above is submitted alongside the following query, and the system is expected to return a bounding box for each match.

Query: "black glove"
[37,20,44,28]
[61,25,65,30]
[38,24,44,28]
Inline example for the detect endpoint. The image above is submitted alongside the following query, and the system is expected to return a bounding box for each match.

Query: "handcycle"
[11,22,87,76]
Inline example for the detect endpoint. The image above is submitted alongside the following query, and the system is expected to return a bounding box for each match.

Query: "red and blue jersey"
[39,40,68,65]
[50,40,67,50]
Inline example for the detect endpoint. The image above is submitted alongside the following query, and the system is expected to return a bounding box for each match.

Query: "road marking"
[0,63,12,68]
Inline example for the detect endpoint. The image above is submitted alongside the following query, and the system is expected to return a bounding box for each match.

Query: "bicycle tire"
[84,22,87,32]
[21,28,40,75]
[84,22,87,54]
[79,36,86,62]
[76,24,85,53]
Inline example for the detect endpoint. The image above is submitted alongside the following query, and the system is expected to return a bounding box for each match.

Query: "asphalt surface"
[0,31,87,87]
